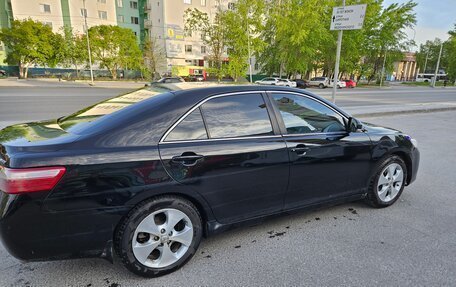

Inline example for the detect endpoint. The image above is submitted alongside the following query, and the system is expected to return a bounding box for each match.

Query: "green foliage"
[184,8,227,80]
[85,25,142,79]
[58,27,87,76]
[142,37,166,80]
[221,0,266,81]
[0,19,62,78]
[445,24,456,82]
[254,0,416,82]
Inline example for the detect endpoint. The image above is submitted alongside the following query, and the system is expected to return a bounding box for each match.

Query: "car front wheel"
[319,83,324,89]
[366,155,407,208]
[115,196,203,277]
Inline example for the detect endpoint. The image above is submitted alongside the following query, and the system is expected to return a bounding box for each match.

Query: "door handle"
[291,144,310,156]
[172,153,204,167]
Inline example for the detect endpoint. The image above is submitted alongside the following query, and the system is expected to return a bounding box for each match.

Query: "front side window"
[272,93,346,134]
[201,94,273,139]
[165,108,208,141]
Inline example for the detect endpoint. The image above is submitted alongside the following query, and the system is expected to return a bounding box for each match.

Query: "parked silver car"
[308,77,330,89]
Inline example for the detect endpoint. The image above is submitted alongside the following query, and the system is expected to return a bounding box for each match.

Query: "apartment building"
[0,0,244,77]
[0,0,142,51]
[145,0,234,75]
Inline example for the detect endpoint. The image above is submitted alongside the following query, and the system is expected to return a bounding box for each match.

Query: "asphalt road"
[0,86,456,286]
[0,85,456,128]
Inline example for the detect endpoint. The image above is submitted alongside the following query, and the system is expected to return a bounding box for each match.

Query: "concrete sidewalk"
[346,102,456,117]
[0,77,146,89]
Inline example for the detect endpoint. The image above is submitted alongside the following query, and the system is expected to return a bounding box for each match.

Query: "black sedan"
[0,85,419,277]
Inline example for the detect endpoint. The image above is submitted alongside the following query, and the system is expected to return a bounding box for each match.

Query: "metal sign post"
[330,3,367,103]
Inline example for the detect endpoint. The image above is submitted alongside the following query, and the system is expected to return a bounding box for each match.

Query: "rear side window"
[201,94,273,139]
[165,108,208,141]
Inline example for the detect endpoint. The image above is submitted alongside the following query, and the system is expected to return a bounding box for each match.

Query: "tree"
[142,37,166,81]
[357,1,417,83]
[184,8,227,81]
[222,0,266,81]
[446,25,456,82]
[58,27,87,78]
[86,25,142,79]
[0,19,61,78]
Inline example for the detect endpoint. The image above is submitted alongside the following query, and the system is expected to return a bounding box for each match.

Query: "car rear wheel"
[115,196,202,277]
[366,155,407,208]
[318,83,324,89]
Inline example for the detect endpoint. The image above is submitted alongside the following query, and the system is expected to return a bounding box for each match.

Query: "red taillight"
[0,166,66,194]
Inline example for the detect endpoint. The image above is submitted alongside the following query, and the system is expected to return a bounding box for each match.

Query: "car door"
[158,92,290,224]
[268,91,372,209]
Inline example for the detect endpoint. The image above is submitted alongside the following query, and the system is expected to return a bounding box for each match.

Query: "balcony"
[144,19,153,27]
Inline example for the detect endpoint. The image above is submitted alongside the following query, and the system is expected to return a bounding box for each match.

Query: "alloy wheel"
[132,208,193,268]
[376,163,404,202]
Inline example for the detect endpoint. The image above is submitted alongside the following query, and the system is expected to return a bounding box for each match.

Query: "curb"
[353,106,456,118]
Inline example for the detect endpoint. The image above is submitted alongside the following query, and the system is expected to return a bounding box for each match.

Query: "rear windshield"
[58,87,171,134]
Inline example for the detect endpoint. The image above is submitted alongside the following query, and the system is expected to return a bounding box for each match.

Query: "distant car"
[344,79,357,88]
[329,80,347,89]
[255,77,280,85]
[276,79,297,88]
[294,79,309,89]
[145,77,185,86]
[308,77,330,89]
[184,75,205,82]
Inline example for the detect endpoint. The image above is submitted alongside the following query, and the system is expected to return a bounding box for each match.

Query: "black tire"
[115,196,203,277]
[366,155,407,208]
[318,83,324,89]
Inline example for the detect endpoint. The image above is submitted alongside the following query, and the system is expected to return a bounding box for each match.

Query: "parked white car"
[277,79,297,88]
[255,77,280,85]
[329,80,347,89]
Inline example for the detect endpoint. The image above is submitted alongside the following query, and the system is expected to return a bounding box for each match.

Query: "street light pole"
[83,0,94,85]
[332,0,345,103]
[246,9,253,83]
[432,42,443,88]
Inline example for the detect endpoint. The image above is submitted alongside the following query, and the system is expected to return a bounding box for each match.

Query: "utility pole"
[423,49,429,73]
[432,42,443,88]
[83,0,94,85]
[332,0,345,103]
[380,48,387,87]
[247,8,253,83]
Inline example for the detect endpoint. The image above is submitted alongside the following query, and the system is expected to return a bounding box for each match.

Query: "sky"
[383,0,455,50]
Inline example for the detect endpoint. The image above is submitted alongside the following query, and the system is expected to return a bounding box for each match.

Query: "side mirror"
[347,117,363,132]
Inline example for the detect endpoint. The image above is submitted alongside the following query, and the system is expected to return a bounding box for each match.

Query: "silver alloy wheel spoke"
[136,214,161,236]
[133,241,160,264]
[377,163,404,203]
[378,173,390,186]
[132,208,193,268]
[165,209,186,231]
[170,226,193,246]
[157,243,178,266]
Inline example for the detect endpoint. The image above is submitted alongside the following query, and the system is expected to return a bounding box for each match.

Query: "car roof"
[67,85,350,148]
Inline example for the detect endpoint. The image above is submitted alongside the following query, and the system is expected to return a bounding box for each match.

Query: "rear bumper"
[0,192,126,262]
